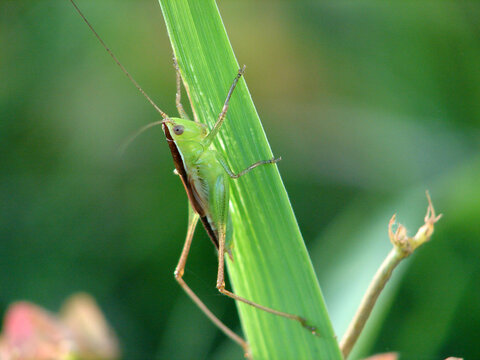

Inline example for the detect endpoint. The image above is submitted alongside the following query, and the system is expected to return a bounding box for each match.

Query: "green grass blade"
[159,1,342,359]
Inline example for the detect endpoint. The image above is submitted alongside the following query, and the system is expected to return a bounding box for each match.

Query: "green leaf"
[158,1,341,359]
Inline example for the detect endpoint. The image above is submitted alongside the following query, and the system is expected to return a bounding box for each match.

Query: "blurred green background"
[1,1,479,359]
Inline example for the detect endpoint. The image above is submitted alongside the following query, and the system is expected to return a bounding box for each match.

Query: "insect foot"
[243,347,253,360]
[297,316,321,337]
[238,65,246,76]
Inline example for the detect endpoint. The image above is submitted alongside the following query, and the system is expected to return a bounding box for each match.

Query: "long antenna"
[69,0,168,119]
[118,120,165,155]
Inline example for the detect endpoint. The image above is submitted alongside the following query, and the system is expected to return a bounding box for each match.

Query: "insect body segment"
[163,117,229,251]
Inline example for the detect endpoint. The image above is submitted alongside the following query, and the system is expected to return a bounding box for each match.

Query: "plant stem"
[340,248,402,358]
[340,193,441,359]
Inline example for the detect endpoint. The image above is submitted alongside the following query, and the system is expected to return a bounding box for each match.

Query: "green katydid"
[70,0,318,355]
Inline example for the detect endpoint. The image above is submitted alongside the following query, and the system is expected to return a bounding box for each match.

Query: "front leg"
[202,66,246,148]
[173,57,194,121]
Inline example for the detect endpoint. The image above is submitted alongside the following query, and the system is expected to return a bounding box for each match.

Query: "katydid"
[70,0,318,355]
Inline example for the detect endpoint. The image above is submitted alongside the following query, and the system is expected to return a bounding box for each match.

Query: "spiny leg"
[173,57,191,120]
[217,154,282,179]
[203,66,246,147]
[174,205,250,357]
[214,238,316,335]
[212,154,317,333]
[215,228,318,335]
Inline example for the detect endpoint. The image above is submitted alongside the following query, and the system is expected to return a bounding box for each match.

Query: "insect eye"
[173,125,184,135]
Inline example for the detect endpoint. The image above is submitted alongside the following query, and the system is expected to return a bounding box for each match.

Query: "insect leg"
[174,204,250,356]
[173,57,191,120]
[203,66,246,147]
[211,178,318,335]
[216,154,281,179]
[215,230,318,335]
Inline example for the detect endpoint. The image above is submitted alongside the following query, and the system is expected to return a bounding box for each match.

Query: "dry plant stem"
[339,248,402,359]
[340,192,441,359]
